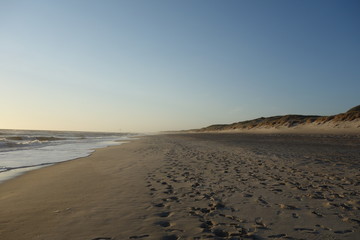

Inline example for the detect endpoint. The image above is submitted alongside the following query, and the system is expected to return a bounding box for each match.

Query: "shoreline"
[1,133,359,239]
[0,137,160,239]
[0,165,51,184]
[0,137,132,184]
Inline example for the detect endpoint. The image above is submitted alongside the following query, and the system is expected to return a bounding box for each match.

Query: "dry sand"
[0,133,360,240]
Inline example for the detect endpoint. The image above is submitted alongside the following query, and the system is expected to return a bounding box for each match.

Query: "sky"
[1,0,359,132]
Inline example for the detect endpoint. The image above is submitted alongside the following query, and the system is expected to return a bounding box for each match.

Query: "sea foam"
[0,130,134,183]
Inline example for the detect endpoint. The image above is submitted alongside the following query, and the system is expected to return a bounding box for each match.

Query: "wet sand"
[0,133,359,239]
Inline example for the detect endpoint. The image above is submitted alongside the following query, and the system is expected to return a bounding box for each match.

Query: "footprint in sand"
[311,210,323,217]
[257,197,269,206]
[294,227,319,234]
[212,228,230,238]
[279,204,300,210]
[157,211,171,217]
[199,220,214,232]
[334,229,354,234]
[154,203,165,207]
[268,233,287,238]
[315,224,331,231]
[161,234,179,240]
[156,220,171,227]
[129,235,150,239]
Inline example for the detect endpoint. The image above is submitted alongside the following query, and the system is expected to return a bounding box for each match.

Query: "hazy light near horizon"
[1,0,359,132]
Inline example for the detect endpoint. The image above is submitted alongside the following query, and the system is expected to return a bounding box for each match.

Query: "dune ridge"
[198,105,360,132]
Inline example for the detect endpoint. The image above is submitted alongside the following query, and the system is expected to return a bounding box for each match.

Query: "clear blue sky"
[1,0,359,132]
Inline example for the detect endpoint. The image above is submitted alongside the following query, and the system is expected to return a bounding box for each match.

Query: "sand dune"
[198,105,360,133]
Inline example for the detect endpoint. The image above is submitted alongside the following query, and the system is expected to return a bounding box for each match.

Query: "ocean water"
[0,129,135,183]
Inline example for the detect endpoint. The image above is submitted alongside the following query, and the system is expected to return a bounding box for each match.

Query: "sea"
[0,129,135,183]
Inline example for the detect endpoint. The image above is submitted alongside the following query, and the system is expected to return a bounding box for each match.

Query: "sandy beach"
[1,133,360,240]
